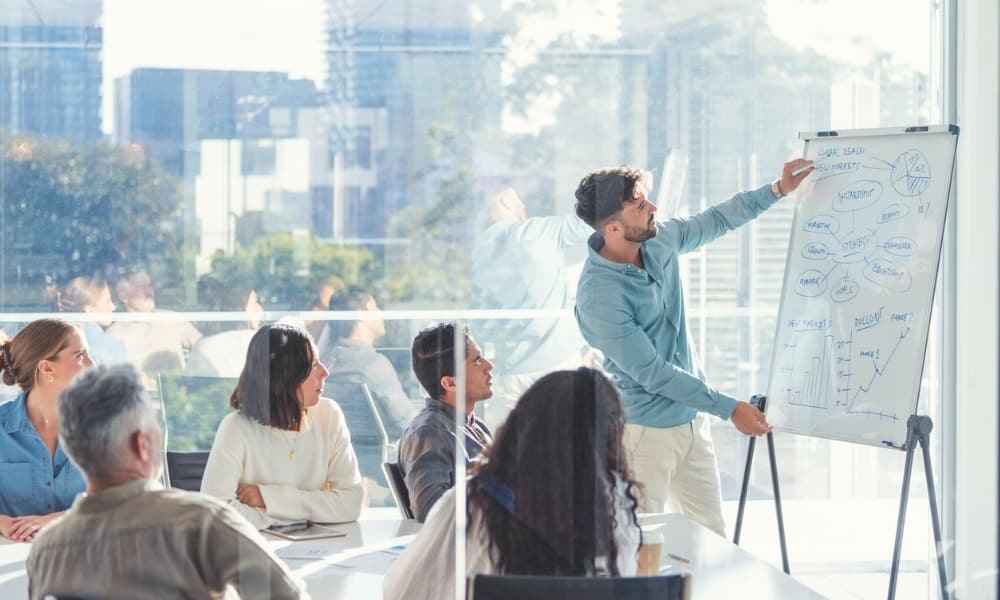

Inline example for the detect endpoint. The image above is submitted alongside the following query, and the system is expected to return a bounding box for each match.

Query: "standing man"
[471,187,592,426]
[573,160,812,536]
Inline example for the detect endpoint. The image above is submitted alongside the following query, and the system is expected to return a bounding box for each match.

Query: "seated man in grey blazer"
[27,364,308,600]
[398,323,495,522]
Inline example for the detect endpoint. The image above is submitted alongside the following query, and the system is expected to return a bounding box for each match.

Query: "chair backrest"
[327,378,401,490]
[165,450,211,492]
[382,461,414,520]
[326,378,389,447]
[156,374,238,451]
[467,574,690,600]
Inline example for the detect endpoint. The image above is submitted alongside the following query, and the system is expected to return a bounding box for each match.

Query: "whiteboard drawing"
[766,127,958,448]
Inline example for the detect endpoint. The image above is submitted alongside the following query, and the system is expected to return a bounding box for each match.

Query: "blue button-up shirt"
[575,184,777,428]
[472,214,591,375]
[0,392,85,516]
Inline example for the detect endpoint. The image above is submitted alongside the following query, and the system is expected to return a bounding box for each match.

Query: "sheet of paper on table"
[275,541,348,560]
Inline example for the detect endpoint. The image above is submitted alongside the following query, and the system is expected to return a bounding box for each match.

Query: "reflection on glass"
[0,0,940,598]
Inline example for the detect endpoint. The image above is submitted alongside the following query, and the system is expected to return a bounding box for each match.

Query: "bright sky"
[101,0,326,134]
[765,0,931,71]
[99,0,932,135]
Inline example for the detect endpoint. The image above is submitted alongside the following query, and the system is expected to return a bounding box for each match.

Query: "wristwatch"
[770,179,785,200]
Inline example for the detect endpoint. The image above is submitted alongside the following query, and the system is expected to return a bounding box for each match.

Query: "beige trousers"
[623,412,726,537]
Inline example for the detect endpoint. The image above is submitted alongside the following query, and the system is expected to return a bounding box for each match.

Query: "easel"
[732,395,950,600]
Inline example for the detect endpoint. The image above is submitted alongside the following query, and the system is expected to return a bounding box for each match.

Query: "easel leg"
[767,431,790,574]
[888,422,918,600]
[918,422,950,600]
[734,395,790,574]
[888,415,949,600]
[734,395,766,545]
[733,435,757,545]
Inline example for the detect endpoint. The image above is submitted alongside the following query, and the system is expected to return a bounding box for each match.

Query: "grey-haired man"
[26,364,308,600]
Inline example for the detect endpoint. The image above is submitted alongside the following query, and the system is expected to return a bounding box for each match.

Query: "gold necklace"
[283,430,300,461]
[37,404,50,425]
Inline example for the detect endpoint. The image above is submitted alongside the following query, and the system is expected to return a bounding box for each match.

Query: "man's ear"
[440,375,457,393]
[132,430,150,463]
[602,219,620,238]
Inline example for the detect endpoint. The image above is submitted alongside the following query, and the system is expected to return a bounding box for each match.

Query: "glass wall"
[0,0,945,598]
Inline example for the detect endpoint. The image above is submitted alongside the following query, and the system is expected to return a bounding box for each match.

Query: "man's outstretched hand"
[731,401,772,436]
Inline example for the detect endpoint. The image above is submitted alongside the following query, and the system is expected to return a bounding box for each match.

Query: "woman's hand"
[237,483,267,509]
[4,512,61,542]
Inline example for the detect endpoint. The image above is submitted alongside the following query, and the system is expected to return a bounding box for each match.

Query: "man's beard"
[623,221,657,243]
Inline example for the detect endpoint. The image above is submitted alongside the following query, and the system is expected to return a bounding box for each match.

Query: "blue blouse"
[0,392,85,516]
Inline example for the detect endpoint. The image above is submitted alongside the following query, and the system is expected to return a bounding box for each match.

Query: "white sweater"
[202,398,364,529]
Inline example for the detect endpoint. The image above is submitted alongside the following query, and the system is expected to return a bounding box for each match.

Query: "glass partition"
[0,0,944,598]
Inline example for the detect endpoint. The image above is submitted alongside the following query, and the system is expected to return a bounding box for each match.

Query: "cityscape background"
[0,1,942,597]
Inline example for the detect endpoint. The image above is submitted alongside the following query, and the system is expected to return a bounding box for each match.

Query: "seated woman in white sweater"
[384,368,642,599]
[202,323,363,529]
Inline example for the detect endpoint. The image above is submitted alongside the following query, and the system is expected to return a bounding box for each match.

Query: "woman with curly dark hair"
[384,367,642,598]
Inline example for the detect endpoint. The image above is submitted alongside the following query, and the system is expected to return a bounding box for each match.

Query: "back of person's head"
[411,322,467,401]
[468,367,640,577]
[230,323,314,431]
[58,364,156,481]
[197,275,258,336]
[0,319,81,392]
[325,286,374,341]
[574,166,652,230]
[56,275,110,313]
[115,268,155,312]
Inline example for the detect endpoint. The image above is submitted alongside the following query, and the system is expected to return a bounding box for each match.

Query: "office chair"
[164,450,211,492]
[382,461,415,520]
[156,374,237,490]
[467,573,690,600]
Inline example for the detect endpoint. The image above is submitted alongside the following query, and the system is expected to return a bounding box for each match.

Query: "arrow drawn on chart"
[849,327,910,412]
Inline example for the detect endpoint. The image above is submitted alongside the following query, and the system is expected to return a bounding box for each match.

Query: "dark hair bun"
[0,341,16,386]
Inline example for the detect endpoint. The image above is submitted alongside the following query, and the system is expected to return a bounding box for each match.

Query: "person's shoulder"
[400,410,452,446]
[213,410,252,439]
[0,393,23,422]
[576,267,626,307]
[29,510,76,550]
[311,397,345,426]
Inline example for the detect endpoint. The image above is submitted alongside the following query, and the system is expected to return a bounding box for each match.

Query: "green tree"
[385,168,476,305]
[205,232,378,309]
[0,132,182,307]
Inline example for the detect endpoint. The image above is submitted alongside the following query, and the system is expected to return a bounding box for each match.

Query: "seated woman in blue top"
[0,318,93,541]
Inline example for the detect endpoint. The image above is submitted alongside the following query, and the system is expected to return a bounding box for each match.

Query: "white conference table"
[0,509,822,599]
[639,513,824,599]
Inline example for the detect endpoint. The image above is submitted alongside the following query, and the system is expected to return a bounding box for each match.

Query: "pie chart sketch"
[890,149,931,196]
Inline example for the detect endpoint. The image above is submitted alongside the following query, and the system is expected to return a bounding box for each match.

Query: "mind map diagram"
[774,146,933,423]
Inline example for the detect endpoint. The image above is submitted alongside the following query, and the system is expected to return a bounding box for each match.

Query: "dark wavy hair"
[411,322,469,401]
[574,166,651,229]
[467,367,641,576]
[230,323,314,431]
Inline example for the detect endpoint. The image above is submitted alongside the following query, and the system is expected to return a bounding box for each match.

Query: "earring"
[48,376,54,383]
